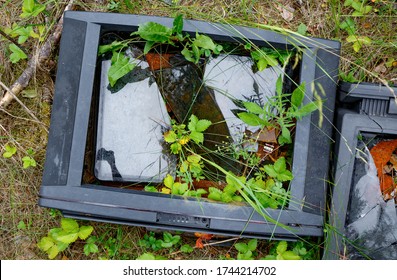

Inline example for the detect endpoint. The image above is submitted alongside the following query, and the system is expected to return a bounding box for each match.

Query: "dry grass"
[0,0,396,260]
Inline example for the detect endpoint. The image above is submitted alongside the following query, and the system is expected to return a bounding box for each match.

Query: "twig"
[1,107,43,124]
[0,29,27,54]
[0,81,48,133]
[169,237,240,256]
[0,0,75,109]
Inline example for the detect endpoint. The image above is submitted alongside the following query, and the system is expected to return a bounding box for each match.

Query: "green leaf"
[193,34,216,51]
[237,250,253,260]
[164,174,174,189]
[56,231,79,244]
[214,44,223,55]
[171,235,181,245]
[339,18,356,35]
[257,58,268,71]
[343,0,353,6]
[161,242,173,248]
[221,193,233,203]
[3,144,17,158]
[238,112,265,127]
[346,34,358,43]
[192,44,200,63]
[243,102,263,114]
[195,189,207,196]
[6,144,17,153]
[49,228,63,240]
[17,220,27,230]
[223,184,237,195]
[247,239,258,251]
[295,102,317,118]
[23,0,35,12]
[180,160,189,173]
[275,76,283,95]
[252,49,279,71]
[181,47,195,63]
[170,142,182,154]
[297,23,307,35]
[208,187,222,201]
[37,237,54,252]
[172,14,184,35]
[359,36,372,44]
[98,41,127,56]
[282,251,301,260]
[61,218,79,232]
[84,243,99,256]
[163,232,173,243]
[262,255,277,260]
[21,0,45,18]
[9,44,27,63]
[250,49,261,61]
[134,22,173,43]
[3,152,14,158]
[47,245,59,259]
[291,82,305,107]
[352,41,361,52]
[143,41,155,55]
[277,241,288,255]
[78,225,94,240]
[346,35,372,52]
[266,55,279,67]
[180,244,194,253]
[22,156,36,168]
[144,186,158,192]
[277,170,293,182]
[57,241,69,253]
[13,26,32,44]
[136,253,156,260]
[190,131,204,144]
[262,165,278,178]
[274,157,287,173]
[188,115,199,132]
[108,52,136,87]
[124,0,134,9]
[235,242,248,253]
[195,119,212,132]
[363,5,372,14]
[173,182,188,195]
[164,130,177,143]
[26,148,35,156]
[187,154,201,164]
[351,1,363,11]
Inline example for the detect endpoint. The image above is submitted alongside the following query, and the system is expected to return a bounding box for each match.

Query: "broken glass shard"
[204,54,283,145]
[95,56,174,183]
[346,142,397,259]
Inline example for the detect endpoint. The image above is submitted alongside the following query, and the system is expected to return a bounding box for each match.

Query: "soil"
[145,53,173,71]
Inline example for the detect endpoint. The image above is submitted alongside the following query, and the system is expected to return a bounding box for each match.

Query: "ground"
[0,0,396,260]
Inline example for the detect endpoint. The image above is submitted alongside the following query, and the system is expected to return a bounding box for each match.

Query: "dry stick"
[169,237,240,256]
[0,81,47,132]
[0,0,75,109]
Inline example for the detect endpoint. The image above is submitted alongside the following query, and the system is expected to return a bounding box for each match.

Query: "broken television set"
[39,11,340,240]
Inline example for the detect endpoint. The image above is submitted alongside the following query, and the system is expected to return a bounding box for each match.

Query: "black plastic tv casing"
[39,11,340,240]
[324,82,397,259]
